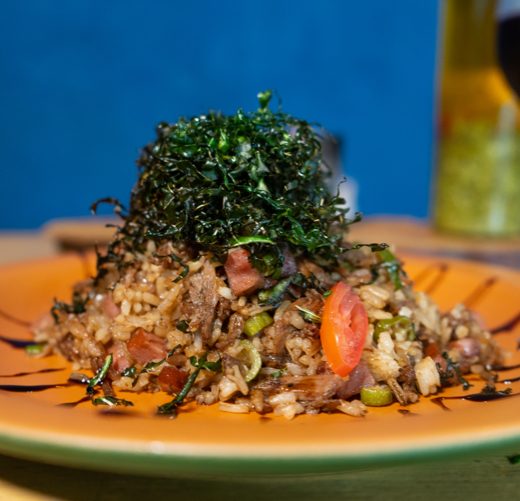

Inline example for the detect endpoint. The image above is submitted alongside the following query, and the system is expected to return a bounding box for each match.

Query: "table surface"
[1,217,520,500]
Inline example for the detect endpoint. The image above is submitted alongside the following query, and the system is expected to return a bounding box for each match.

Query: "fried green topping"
[91,90,365,281]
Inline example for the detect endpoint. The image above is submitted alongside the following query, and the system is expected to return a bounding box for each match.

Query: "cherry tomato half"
[320,282,368,377]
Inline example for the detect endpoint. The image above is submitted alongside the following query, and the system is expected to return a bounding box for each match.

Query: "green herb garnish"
[90,91,368,283]
[92,396,134,407]
[157,351,222,416]
[480,386,512,396]
[176,320,190,333]
[131,345,181,388]
[258,272,322,307]
[51,291,89,324]
[295,305,322,324]
[375,249,405,290]
[323,291,333,298]
[86,354,112,396]
[507,453,520,465]
[272,367,287,378]
[121,366,136,378]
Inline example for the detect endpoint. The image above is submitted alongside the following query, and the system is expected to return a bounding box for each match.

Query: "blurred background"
[0,0,439,229]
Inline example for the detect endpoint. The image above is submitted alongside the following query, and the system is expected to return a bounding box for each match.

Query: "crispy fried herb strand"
[480,386,512,396]
[295,306,322,324]
[121,366,136,378]
[86,354,112,396]
[157,351,222,416]
[91,91,368,282]
[272,367,287,378]
[176,320,190,333]
[92,396,134,407]
[258,272,322,307]
[51,292,88,324]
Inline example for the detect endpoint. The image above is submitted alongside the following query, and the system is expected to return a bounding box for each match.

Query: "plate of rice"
[0,92,519,478]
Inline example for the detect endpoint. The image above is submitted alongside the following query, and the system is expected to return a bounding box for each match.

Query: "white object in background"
[496,0,520,20]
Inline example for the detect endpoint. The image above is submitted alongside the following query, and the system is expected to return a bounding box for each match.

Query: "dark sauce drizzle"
[0,309,31,328]
[58,396,91,408]
[498,376,520,384]
[431,391,520,411]
[491,311,520,335]
[397,409,417,416]
[424,264,449,295]
[0,368,63,378]
[0,335,39,349]
[490,363,520,372]
[0,383,69,393]
[463,277,497,308]
[413,263,446,288]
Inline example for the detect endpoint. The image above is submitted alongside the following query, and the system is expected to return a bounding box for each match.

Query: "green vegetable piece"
[258,276,293,306]
[228,236,275,247]
[176,320,190,333]
[86,354,112,396]
[25,344,46,355]
[257,90,273,110]
[272,367,287,378]
[295,305,321,324]
[239,340,262,382]
[507,454,520,465]
[323,291,334,298]
[121,366,136,378]
[92,396,134,407]
[244,311,274,337]
[374,315,415,343]
[375,249,404,290]
[360,387,393,407]
[218,131,230,153]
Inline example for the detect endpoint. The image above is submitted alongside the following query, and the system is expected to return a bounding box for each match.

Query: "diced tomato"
[224,248,265,296]
[102,293,121,319]
[127,328,167,364]
[320,282,368,377]
[158,365,188,393]
[107,341,133,373]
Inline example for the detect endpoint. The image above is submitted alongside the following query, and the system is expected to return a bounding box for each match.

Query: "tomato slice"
[320,282,368,377]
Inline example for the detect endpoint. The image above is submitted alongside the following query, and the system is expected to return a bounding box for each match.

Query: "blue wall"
[0,1,439,229]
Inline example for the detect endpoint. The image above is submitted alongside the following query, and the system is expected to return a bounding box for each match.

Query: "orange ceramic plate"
[0,253,519,478]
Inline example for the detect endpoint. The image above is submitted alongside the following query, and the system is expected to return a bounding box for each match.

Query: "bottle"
[497,0,520,96]
[433,0,520,237]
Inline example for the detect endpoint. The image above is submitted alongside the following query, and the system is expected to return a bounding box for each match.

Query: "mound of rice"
[31,240,504,419]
